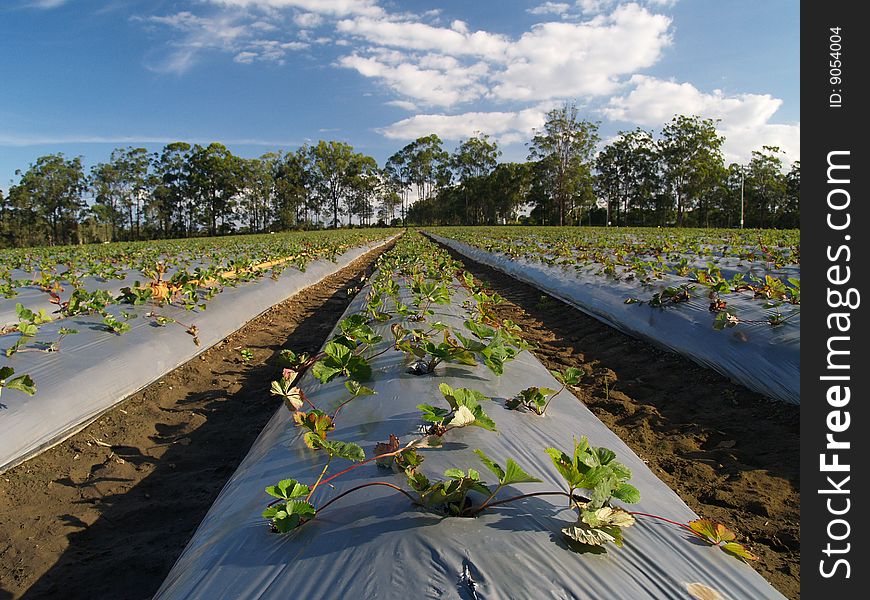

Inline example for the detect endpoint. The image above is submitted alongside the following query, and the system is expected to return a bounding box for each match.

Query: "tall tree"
[346,157,379,226]
[238,155,275,233]
[308,141,377,228]
[10,154,86,245]
[187,143,241,236]
[659,115,725,227]
[151,142,191,238]
[595,128,660,226]
[272,147,313,229]
[452,133,500,224]
[384,148,412,226]
[405,135,450,208]
[744,145,788,228]
[781,160,800,228]
[528,104,599,226]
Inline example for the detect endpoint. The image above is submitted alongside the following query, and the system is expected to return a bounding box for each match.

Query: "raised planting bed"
[155,232,782,600]
[427,227,799,404]
[0,231,397,473]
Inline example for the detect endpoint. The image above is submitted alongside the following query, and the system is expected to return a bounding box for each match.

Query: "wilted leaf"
[721,541,758,561]
[449,405,476,427]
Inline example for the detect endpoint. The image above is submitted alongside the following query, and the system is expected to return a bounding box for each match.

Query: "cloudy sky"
[0,0,799,192]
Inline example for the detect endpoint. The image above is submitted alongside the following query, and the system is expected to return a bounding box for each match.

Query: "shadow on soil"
[18,260,381,600]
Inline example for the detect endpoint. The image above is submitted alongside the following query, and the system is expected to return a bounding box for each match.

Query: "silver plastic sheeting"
[0,238,395,473]
[155,280,784,600]
[429,233,799,404]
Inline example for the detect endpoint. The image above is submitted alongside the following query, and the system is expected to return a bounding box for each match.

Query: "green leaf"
[345,381,375,397]
[502,459,542,486]
[18,322,38,337]
[324,340,353,365]
[417,403,451,423]
[345,356,372,382]
[473,448,505,481]
[265,478,310,500]
[612,483,641,504]
[311,360,342,384]
[546,447,582,488]
[311,438,365,462]
[5,374,36,396]
[444,468,465,479]
[553,367,584,386]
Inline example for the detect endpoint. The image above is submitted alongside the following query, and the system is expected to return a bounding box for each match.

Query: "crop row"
[260,231,756,561]
[0,229,393,396]
[427,226,800,330]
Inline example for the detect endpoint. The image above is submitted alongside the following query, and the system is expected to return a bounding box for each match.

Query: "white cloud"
[140,10,308,73]
[527,3,572,16]
[293,11,324,28]
[338,52,489,107]
[378,107,547,144]
[603,75,799,163]
[234,51,257,64]
[336,16,510,61]
[603,75,781,128]
[334,3,670,107]
[207,0,384,18]
[493,5,671,101]
[385,99,419,111]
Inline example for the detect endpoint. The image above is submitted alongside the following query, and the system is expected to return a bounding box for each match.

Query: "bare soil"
[439,242,800,600]
[0,242,392,600]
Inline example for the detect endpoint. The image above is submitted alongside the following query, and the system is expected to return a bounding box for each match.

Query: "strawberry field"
[427,226,800,404]
[0,229,395,471]
[0,228,798,599]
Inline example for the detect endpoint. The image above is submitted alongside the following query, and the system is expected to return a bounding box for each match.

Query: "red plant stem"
[329,395,357,420]
[313,449,403,491]
[315,481,418,515]
[470,490,582,514]
[628,511,696,534]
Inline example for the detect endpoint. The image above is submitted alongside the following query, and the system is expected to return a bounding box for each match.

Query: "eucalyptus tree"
[452,133,500,224]
[595,128,660,226]
[346,156,380,226]
[658,115,725,227]
[485,162,532,224]
[238,155,276,233]
[151,142,191,238]
[385,134,450,223]
[528,104,599,226]
[10,153,86,245]
[744,146,788,228]
[186,143,242,236]
[782,161,800,229]
[89,147,150,240]
[385,147,412,226]
[90,159,124,241]
[272,147,313,229]
[308,141,378,228]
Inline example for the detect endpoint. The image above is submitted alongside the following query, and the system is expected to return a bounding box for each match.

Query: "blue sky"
[0,0,799,194]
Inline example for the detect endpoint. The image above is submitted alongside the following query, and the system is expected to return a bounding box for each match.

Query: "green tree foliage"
[527,104,600,226]
[659,115,726,227]
[151,142,192,238]
[7,154,86,245]
[595,129,660,226]
[0,114,800,249]
[187,143,242,236]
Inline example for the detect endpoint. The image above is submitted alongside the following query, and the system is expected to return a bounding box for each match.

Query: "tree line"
[0,106,799,248]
